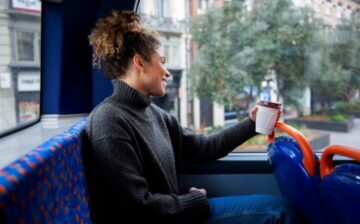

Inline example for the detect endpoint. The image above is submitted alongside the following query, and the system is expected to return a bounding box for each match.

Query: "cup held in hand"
[255,100,281,135]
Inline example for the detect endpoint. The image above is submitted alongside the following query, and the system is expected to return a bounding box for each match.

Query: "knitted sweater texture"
[85,79,257,223]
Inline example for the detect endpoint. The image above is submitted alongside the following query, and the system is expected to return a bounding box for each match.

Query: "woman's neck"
[119,74,148,96]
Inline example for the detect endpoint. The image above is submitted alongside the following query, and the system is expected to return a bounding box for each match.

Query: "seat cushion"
[0,118,92,224]
[268,136,326,224]
[320,163,360,224]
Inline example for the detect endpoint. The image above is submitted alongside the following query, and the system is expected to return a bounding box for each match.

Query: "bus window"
[141,0,360,154]
[0,0,41,136]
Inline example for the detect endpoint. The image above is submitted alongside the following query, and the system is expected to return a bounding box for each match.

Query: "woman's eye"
[160,56,166,64]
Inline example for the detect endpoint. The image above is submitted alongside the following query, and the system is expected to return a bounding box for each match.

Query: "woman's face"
[141,50,171,96]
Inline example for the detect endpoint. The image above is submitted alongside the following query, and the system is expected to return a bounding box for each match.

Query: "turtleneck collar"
[109,79,152,109]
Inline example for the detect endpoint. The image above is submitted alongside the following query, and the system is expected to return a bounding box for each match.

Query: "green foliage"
[190,5,251,105]
[189,0,360,111]
[205,125,224,135]
[244,135,268,145]
[306,25,358,109]
[336,102,360,112]
[329,114,348,122]
[244,123,310,145]
[308,62,352,107]
[190,0,316,107]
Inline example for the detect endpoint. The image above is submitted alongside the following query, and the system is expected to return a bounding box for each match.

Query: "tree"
[190,0,316,109]
[331,18,360,102]
[306,14,360,110]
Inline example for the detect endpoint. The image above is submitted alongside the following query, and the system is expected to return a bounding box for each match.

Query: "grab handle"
[320,145,360,178]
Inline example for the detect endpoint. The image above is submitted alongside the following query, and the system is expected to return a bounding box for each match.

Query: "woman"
[85,10,297,224]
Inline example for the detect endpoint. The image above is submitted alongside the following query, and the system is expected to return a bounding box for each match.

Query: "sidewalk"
[315,118,360,150]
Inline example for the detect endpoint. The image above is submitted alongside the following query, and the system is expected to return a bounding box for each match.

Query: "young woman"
[85,10,297,224]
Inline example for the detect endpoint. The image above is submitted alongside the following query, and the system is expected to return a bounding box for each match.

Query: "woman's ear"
[133,54,145,72]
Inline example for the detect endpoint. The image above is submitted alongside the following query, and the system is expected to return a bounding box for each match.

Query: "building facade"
[0,0,41,133]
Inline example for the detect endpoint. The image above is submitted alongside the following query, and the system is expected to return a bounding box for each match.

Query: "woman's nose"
[165,70,171,78]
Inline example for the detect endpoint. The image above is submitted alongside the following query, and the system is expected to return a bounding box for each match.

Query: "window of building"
[336,6,342,18]
[314,2,320,12]
[185,0,190,17]
[325,5,331,15]
[15,30,40,63]
[156,0,167,17]
[171,44,180,66]
[199,0,209,10]
[163,44,171,63]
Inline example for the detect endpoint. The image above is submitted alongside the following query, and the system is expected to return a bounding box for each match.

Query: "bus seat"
[268,136,326,224]
[0,118,93,224]
[319,145,360,224]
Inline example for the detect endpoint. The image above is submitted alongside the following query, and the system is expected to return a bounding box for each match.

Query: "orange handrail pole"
[270,122,317,176]
[320,145,360,178]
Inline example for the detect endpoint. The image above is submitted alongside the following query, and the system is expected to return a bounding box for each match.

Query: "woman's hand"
[249,106,258,122]
[189,187,207,197]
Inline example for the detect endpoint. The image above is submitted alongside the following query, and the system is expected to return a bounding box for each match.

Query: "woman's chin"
[158,91,166,97]
[151,89,166,97]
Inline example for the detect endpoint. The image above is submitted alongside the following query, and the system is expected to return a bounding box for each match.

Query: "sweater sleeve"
[91,136,209,220]
[179,116,258,161]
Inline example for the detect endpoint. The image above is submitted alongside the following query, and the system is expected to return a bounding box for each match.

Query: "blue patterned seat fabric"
[0,118,92,224]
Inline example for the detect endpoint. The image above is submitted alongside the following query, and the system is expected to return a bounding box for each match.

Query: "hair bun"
[89,10,144,67]
[112,10,142,33]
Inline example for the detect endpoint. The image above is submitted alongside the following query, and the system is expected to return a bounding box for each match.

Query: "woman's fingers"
[189,187,207,196]
[250,106,258,122]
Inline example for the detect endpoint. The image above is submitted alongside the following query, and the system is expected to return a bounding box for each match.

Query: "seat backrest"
[0,118,92,224]
[320,163,360,224]
[268,136,327,224]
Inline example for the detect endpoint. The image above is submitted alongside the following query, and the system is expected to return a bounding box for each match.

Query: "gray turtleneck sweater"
[85,80,257,223]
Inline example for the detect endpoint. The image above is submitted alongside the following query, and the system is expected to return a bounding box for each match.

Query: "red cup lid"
[257,100,281,109]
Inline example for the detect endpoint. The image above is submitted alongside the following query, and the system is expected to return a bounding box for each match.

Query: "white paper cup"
[255,100,281,135]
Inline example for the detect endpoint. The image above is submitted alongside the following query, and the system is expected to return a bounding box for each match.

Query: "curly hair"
[89,10,160,79]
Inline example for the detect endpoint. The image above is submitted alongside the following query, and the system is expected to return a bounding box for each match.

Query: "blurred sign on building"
[11,0,41,13]
[0,73,11,89]
[17,73,40,92]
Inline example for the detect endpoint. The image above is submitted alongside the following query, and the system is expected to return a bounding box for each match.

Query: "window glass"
[163,44,170,63]
[0,0,41,136]
[171,45,180,66]
[156,0,166,17]
[16,31,35,62]
[139,0,360,153]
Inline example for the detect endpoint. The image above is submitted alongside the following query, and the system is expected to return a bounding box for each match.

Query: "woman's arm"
[179,116,258,161]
